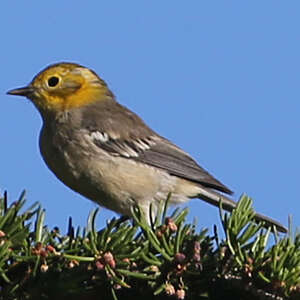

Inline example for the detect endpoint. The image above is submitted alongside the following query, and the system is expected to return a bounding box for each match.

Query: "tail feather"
[197,187,287,233]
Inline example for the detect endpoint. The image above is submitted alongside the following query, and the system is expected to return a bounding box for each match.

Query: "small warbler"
[7,62,286,232]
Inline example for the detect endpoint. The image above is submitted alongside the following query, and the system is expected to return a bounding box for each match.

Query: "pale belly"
[39,127,199,216]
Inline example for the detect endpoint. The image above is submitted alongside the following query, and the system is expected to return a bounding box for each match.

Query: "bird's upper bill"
[7,86,35,97]
[7,62,111,114]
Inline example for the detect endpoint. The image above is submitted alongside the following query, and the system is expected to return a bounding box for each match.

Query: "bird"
[7,62,287,233]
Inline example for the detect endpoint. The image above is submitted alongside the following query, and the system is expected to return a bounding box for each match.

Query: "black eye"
[47,76,60,87]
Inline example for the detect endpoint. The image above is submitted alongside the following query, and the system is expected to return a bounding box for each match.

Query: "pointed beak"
[7,86,35,97]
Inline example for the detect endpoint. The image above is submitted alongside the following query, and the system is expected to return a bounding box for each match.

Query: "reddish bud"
[150,265,159,273]
[40,249,48,257]
[166,218,177,232]
[104,252,116,268]
[122,258,130,264]
[35,242,43,251]
[175,253,186,263]
[165,283,175,295]
[95,260,105,270]
[68,260,79,268]
[113,284,122,290]
[193,253,201,262]
[40,264,49,272]
[46,245,55,253]
[176,289,185,299]
[194,241,201,253]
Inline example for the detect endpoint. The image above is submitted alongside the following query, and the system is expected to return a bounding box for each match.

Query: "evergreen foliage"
[0,191,298,300]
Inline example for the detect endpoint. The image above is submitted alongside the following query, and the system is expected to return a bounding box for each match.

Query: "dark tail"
[196,186,287,233]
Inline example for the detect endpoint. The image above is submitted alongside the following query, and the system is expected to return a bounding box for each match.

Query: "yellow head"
[7,62,113,116]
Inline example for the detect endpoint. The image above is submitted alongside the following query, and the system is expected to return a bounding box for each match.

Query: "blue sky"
[1,2,299,234]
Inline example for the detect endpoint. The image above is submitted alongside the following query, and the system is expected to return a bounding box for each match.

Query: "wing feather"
[81,100,232,195]
[91,131,232,194]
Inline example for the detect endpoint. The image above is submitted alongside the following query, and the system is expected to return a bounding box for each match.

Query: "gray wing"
[135,138,233,194]
[91,132,233,195]
[80,100,233,195]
